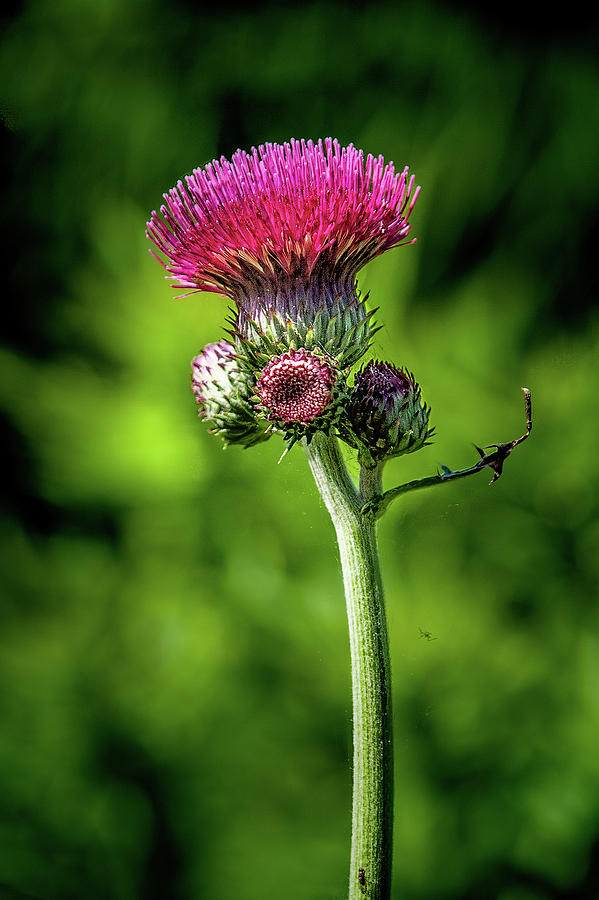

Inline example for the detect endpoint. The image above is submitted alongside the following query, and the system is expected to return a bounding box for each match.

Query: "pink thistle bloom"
[146,139,419,334]
[255,348,336,425]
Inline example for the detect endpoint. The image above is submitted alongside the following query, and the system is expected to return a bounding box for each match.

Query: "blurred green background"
[1,1,598,898]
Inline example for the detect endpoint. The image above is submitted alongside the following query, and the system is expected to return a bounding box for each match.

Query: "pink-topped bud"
[191,340,269,448]
[191,340,235,413]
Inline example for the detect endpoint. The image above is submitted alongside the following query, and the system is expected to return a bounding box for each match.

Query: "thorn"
[473,444,486,458]
[278,436,297,464]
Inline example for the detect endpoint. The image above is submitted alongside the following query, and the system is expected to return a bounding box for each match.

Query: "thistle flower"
[342,360,432,464]
[147,138,420,367]
[191,340,269,448]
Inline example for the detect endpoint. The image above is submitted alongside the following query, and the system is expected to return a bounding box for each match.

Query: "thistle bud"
[191,340,269,448]
[254,347,347,443]
[342,360,432,463]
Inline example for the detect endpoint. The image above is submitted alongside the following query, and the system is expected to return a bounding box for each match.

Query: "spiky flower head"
[342,360,433,464]
[254,347,346,443]
[147,139,420,366]
[191,340,269,448]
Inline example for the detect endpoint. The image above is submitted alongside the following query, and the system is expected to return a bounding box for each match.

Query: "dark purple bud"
[345,360,432,461]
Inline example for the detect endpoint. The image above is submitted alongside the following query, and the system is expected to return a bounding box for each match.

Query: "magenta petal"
[146,138,419,299]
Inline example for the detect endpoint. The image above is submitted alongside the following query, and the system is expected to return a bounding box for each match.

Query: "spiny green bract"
[230,297,378,371]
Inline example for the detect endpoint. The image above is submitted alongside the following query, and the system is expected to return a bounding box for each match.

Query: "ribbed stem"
[303,432,393,900]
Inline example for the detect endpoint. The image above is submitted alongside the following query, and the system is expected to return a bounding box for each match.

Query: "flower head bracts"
[191,340,270,448]
[340,360,433,465]
[230,282,378,371]
[147,139,420,300]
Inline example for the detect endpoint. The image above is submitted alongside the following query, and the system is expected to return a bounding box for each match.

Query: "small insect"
[358,867,366,892]
[419,627,437,641]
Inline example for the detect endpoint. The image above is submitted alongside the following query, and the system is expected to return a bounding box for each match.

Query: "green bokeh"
[1,2,598,898]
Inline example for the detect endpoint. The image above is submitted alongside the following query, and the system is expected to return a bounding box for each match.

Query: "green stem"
[303,432,393,900]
